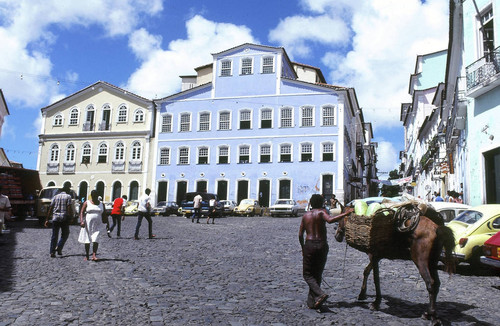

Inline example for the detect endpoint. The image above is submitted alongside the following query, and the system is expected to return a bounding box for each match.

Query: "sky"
[0,0,449,176]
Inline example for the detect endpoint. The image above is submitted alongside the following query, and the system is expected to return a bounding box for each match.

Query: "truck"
[0,166,41,221]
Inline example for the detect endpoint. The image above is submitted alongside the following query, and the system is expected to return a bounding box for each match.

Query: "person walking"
[109,195,127,237]
[0,184,12,236]
[134,188,155,239]
[78,190,106,261]
[44,184,74,258]
[207,197,217,224]
[298,194,353,310]
[191,193,202,223]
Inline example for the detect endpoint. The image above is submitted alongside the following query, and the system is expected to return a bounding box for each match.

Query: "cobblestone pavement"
[1,215,499,326]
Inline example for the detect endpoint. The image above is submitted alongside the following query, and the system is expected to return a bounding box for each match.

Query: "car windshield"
[156,202,166,207]
[275,200,291,205]
[241,199,253,205]
[453,210,483,224]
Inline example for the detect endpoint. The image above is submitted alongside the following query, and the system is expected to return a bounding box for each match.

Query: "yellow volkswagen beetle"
[447,204,500,265]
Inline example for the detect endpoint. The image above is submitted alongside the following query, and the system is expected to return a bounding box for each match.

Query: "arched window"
[82,143,91,164]
[178,147,189,165]
[159,147,170,165]
[198,146,209,164]
[131,141,141,161]
[260,144,271,163]
[69,108,79,125]
[218,145,229,164]
[161,114,172,133]
[114,142,125,161]
[300,142,313,162]
[49,144,59,162]
[134,109,144,123]
[260,108,272,128]
[98,143,108,163]
[199,112,210,131]
[239,145,250,164]
[179,113,191,132]
[322,105,336,126]
[322,142,335,161]
[218,111,231,130]
[53,113,63,126]
[117,105,127,123]
[65,143,75,162]
[279,143,292,162]
[129,181,139,200]
[280,107,293,128]
[239,109,251,129]
[301,106,314,127]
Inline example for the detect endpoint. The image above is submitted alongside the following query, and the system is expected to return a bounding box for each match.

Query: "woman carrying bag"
[78,190,106,261]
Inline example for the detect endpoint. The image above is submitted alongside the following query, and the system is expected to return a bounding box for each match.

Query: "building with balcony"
[153,43,377,208]
[37,81,155,202]
[441,0,500,205]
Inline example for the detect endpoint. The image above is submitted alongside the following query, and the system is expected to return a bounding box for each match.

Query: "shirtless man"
[299,194,353,309]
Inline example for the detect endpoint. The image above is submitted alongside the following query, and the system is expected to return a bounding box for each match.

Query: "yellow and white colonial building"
[37,81,155,203]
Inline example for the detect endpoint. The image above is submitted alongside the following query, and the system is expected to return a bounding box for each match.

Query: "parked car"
[153,201,180,216]
[346,196,400,207]
[427,201,471,224]
[123,201,139,216]
[234,199,263,217]
[480,230,500,270]
[179,192,222,217]
[447,204,500,265]
[270,199,300,217]
[35,186,80,225]
[220,200,237,216]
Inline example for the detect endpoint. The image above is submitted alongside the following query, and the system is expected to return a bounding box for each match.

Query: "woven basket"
[344,209,396,254]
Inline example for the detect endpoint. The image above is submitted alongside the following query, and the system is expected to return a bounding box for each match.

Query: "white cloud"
[0,0,163,108]
[268,15,350,57]
[125,15,257,99]
[376,141,399,176]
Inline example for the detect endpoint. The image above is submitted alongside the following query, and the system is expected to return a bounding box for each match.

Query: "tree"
[380,169,401,197]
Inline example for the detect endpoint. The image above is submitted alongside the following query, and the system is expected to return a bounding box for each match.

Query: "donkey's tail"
[437,225,456,275]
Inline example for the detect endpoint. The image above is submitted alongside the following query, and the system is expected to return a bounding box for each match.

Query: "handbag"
[101,212,109,224]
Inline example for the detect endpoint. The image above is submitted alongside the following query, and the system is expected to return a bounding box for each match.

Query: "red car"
[481,231,500,269]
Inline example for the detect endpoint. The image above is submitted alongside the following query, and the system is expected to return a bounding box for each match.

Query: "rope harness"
[395,204,421,233]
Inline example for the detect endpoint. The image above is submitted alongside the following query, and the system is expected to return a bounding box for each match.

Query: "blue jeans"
[134,211,153,238]
[50,220,70,254]
[191,208,201,222]
[109,214,122,236]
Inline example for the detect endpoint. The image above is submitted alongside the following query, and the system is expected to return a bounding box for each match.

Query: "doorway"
[217,180,228,200]
[485,147,500,203]
[259,179,270,207]
[176,181,187,205]
[158,181,168,202]
[279,179,291,199]
[237,180,249,204]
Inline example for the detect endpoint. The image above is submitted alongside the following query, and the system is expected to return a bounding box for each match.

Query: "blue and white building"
[153,44,375,208]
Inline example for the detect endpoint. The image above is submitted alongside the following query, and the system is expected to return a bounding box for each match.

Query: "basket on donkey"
[344,208,399,256]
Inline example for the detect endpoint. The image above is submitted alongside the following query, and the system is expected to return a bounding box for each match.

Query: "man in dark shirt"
[299,194,352,309]
[45,185,74,257]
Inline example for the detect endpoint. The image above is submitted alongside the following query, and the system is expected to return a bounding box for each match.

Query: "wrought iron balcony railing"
[466,48,500,90]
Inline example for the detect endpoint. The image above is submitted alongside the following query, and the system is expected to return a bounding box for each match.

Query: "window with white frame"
[178,147,189,165]
[159,147,170,165]
[82,143,91,164]
[65,143,75,162]
[49,144,60,162]
[131,141,141,161]
[301,143,313,162]
[98,143,108,163]
[118,105,127,122]
[322,142,335,161]
[280,107,293,128]
[301,106,314,127]
[114,142,125,161]
[479,6,494,60]
[239,109,251,129]
[180,113,191,132]
[239,145,250,163]
[322,105,335,126]
[241,57,253,75]
[262,56,274,74]
[260,144,271,163]
[198,147,209,164]
[161,114,172,133]
[219,111,230,130]
[134,109,144,123]
[218,145,229,164]
[260,108,272,128]
[280,144,292,162]
[199,112,210,131]
[53,114,63,126]
[221,60,232,76]
[69,108,79,125]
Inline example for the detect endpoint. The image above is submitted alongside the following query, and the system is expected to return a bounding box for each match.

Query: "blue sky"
[0,0,448,175]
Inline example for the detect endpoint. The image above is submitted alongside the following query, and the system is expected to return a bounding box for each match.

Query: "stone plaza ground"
[0,214,499,325]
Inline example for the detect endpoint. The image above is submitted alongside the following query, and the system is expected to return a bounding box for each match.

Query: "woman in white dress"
[78,190,105,261]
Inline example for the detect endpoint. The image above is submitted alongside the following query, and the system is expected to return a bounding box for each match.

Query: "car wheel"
[469,246,483,268]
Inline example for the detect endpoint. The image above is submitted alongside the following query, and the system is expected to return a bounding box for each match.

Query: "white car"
[220,200,237,215]
[270,199,300,217]
[427,201,471,224]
